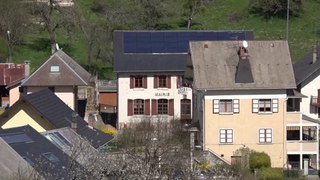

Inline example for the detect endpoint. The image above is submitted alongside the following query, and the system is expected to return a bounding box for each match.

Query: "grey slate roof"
[21,50,92,86]
[113,30,254,73]
[189,41,296,90]
[0,125,82,180]
[4,89,113,148]
[0,138,40,179]
[293,46,320,85]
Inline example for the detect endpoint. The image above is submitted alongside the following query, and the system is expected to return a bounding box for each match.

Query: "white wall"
[118,73,192,125]
[300,72,320,119]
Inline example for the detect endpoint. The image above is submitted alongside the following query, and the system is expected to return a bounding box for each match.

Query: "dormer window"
[50,65,60,73]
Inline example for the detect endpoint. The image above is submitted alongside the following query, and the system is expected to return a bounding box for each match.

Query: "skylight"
[42,152,59,163]
[0,132,34,144]
[44,132,72,150]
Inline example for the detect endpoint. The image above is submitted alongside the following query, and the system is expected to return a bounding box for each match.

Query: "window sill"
[257,112,273,115]
[258,142,272,144]
[157,88,169,90]
[133,88,145,91]
[219,143,233,145]
[219,112,234,115]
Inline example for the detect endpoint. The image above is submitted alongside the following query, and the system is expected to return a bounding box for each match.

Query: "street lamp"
[6,30,12,63]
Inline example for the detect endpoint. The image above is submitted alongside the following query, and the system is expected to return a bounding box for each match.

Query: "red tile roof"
[0,63,25,85]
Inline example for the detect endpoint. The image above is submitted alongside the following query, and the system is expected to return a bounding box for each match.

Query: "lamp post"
[6,30,12,63]
[286,0,290,41]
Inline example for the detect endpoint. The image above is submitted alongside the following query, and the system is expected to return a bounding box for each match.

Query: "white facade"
[300,69,320,119]
[118,73,192,127]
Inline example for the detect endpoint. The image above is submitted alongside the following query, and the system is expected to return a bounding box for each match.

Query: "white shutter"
[252,99,259,113]
[213,100,219,113]
[272,99,278,113]
[233,99,239,113]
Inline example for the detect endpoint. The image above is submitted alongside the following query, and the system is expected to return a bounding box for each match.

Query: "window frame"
[219,99,233,113]
[213,99,239,114]
[134,76,143,88]
[158,99,168,115]
[50,65,60,73]
[133,99,145,115]
[259,128,272,143]
[219,129,233,144]
[158,75,167,88]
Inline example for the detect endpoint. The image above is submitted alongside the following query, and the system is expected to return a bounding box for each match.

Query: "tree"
[248,0,304,19]
[0,0,30,62]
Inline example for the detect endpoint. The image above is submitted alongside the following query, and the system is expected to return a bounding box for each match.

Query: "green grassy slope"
[5,0,320,77]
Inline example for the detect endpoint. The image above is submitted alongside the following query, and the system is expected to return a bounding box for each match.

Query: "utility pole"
[286,0,290,41]
[6,30,12,63]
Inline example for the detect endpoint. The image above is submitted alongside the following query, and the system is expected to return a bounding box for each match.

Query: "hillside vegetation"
[0,0,319,79]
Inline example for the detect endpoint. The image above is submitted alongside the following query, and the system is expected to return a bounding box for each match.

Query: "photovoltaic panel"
[123,31,250,54]
[0,132,34,144]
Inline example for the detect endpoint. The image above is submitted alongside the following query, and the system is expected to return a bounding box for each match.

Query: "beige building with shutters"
[185,40,319,169]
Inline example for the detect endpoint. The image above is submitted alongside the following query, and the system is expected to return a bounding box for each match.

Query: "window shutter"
[169,99,174,116]
[272,99,278,113]
[130,76,134,89]
[167,75,171,88]
[154,76,158,88]
[143,76,148,89]
[145,99,150,115]
[213,100,219,113]
[252,99,259,113]
[152,99,157,115]
[233,99,239,113]
[128,99,133,116]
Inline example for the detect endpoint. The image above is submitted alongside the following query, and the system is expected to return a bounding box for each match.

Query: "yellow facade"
[0,104,54,132]
[204,98,287,168]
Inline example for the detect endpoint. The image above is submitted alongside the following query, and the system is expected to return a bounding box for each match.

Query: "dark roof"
[21,50,92,86]
[235,58,254,83]
[113,30,254,73]
[0,63,26,86]
[0,125,82,179]
[9,89,113,148]
[293,46,320,85]
[189,41,296,90]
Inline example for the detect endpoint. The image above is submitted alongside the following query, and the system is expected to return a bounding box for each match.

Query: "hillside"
[1,0,320,78]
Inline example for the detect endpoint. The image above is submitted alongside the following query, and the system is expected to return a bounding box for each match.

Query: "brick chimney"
[238,47,249,59]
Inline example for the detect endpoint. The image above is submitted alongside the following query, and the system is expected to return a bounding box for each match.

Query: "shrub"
[249,151,271,171]
[98,126,117,136]
[257,167,283,180]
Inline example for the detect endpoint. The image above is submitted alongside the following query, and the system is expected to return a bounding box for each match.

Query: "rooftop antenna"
[242,40,248,48]
[55,43,60,50]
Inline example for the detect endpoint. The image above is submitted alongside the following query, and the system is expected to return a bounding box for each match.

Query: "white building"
[113,30,253,128]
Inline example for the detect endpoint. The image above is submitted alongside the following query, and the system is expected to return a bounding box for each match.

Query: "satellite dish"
[242,40,248,48]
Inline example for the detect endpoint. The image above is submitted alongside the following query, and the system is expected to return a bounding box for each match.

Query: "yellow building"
[186,40,304,168]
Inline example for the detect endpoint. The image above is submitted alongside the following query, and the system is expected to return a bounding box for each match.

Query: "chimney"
[313,46,318,64]
[238,47,249,59]
[24,60,30,77]
[71,112,78,131]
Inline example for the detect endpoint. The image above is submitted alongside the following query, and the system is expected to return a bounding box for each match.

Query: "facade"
[186,40,311,168]
[113,31,254,128]
[98,80,117,127]
[20,50,92,112]
[0,89,113,149]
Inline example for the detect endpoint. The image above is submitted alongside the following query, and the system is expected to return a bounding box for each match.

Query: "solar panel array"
[123,31,249,54]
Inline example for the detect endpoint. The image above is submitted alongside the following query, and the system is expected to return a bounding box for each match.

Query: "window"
[253,99,278,113]
[158,76,167,88]
[44,132,72,149]
[50,65,60,73]
[220,129,233,143]
[287,126,300,140]
[219,100,233,113]
[154,75,171,88]
[130,76,147,89]
[181,99,191,119]
[134,76,143,88]
[158,99,168,114]
[42,152,59,163]
[213,99,239,114]
[134,99,144,115]
[302,126,317,141]
[259,129,272,143]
